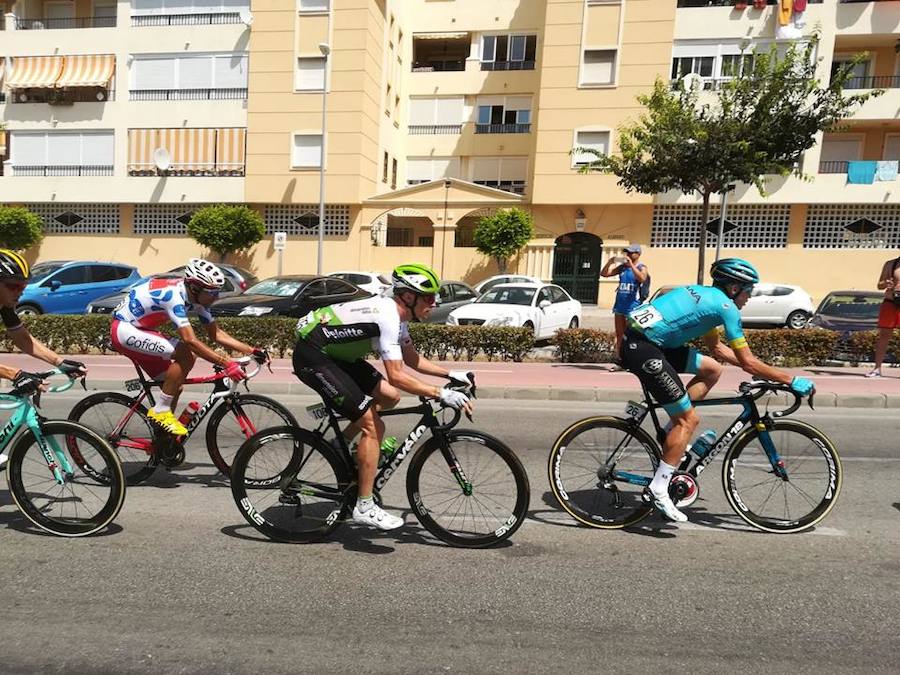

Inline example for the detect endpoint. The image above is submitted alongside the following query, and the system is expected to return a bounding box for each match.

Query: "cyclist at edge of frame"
[620,257,815,523]
[0,249,87,465]
[292,262,474,531]
[110,257,269,437]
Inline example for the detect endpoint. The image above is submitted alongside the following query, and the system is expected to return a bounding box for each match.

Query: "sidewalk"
[6,353,899,408]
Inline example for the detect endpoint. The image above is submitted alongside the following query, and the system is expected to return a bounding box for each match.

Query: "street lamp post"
[317,42,331,275]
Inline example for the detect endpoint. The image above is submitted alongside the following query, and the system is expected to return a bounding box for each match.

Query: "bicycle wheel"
[231,426,352,543]
[548,416,658,529]
[722,419,842,533]
[206,394,299,478]
[406,430,530,548]
[68,392,159,485]
[7,421,126,537]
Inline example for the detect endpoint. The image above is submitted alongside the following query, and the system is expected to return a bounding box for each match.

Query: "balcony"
[130,88,248,101]
[411,60,466,73]
[13,15,116,29]
[408,124,463,135]
[676,1,822,6]
[819,160,849,174]
[475,123,531,134]
[9,87,114,104]
[411,33,470,73]
[843,75,900,90]
[9,165,114,176]
[131,12,241,27]
[481,60,535,72]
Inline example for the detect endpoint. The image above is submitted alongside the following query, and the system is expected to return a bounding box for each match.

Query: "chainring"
[669,471,700,508]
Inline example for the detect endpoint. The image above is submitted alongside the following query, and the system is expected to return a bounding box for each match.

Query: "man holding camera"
[865,255,900,378]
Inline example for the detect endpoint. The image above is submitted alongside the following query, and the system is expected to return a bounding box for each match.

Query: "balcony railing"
[819,160,849,174]
[411,60,466,72]
[128,164,245,177]
[474,180,526,195]
[408,124,463,135]
[480,60,535,71]
[10,88,114,104]
[677,1,822,6]
[843,75,900,90]
[475,123,531,134]
[14,16,117,29]
[131,12,241,27]
[130,88,247,101]
[11,165,114,176]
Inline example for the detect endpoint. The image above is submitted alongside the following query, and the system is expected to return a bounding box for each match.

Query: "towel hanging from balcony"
[875,161,898,182]
[846,160,877,185]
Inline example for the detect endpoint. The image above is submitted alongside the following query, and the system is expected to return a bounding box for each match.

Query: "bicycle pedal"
[278,492,300,506]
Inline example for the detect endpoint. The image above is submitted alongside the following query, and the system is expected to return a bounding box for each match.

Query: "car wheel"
[568,316,579,329]
[786,310,810,330]
[16,304,42,317]
[523,321,536,338]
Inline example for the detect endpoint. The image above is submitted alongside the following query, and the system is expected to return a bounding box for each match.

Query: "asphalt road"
[0,395,897,674]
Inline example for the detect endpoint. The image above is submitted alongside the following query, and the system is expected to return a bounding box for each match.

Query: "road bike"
[231,378,530,547]
[548,380,842,533]
[1,370,125,536]
[67,355,297,485]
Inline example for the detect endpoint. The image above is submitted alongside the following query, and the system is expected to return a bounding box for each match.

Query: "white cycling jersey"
[113,277,214,330]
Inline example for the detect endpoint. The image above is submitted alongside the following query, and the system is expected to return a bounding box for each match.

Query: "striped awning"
[128,128,219,174]
[414,32,469,41]
[216,128,246,173]
[4,56,64,89]
[56,55,115,88]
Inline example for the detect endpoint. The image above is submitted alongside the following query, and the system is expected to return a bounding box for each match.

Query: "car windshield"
[818,294,882,319]
[245,278,303,297]
[30,263,66,282]
[477,287,536,306]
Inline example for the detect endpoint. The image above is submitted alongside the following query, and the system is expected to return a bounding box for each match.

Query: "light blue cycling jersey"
[627,284,747,350]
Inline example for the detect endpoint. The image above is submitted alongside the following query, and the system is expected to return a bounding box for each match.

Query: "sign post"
[273,231,287,275]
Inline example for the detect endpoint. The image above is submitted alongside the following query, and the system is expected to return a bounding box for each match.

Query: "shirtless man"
[865,255,900,378]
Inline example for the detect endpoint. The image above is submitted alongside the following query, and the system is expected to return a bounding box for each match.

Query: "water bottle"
[177,401,200,428]
[378,436,399,467]
[689,429,718,460]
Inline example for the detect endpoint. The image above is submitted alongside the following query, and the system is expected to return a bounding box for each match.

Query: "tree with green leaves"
[577,36,878,283]
[186,205,265,262]
[473,207,534,274]
[0,206,43,251]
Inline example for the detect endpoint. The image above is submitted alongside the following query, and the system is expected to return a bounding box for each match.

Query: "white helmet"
[184,258,225,290]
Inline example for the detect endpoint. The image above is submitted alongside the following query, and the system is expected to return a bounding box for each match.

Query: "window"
[482,34,537,70]
[581,49,616,85]
[438,285,453,304]
[11,131,114,171]
[292,134,323,168]
[884,135,900,161]
[819,134,862,173]
[391,158,398,189]
[408,97,464,132]
[831,57,870,89]
[475,96,532,133]
[572,130,610,167]
[298,0,329,11]
[451,284,477,302]
[385,83,392,114]
[89,265,133,282]
[94,0,117,23]
[406,157,460,184]
[671,55,714,81]
[130,53,248,94]
[720,54,754,79]
[471,156,528,194]
[45,265,87,287]
[537,288,552,305]
[296,57,326,90]
[382,151,389,183]
[550,286,570,303]
[131,0,250,20]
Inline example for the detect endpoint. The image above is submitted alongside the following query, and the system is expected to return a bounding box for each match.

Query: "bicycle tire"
[206,393,300,478]
[722,419,842,533]
[7,420,126,537]
[548,416,658,529]
[406,430,530,548]
[231,426,352,543]
[67,391,159,485]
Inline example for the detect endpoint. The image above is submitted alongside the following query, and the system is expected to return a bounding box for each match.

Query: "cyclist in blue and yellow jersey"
[620,258,815,522]
[0,250,86,465]
[293,263,474,531]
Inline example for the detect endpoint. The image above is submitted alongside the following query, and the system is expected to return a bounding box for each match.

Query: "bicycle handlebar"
[739,380,813,418]
[0,368,80,409]
[419,372,477,426]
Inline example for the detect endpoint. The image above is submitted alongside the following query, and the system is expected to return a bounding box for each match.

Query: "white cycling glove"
[448,370,474,387]
[439,387,470,410]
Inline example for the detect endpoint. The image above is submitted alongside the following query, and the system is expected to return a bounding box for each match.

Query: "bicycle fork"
[754,423,789,481]
[26,413,74,485]
[438,439,473,496]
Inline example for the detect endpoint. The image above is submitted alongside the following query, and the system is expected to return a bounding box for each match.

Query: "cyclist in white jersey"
[111,258,266,436]
[293,263,474,531]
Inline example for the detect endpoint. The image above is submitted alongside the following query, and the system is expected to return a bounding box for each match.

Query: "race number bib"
[630,305,663,329]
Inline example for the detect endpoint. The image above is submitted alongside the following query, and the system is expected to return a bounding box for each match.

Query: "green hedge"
[0,314,533,362]
[554,327,842,367]
[846,330,900,364]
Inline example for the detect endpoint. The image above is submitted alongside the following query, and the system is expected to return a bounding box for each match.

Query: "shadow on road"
[893,502,900,513]
[124,461,231,490]
[0,489,125,537]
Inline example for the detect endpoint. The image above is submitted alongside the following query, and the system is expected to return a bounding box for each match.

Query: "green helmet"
[710,258,760,287]
[391,263,441,295]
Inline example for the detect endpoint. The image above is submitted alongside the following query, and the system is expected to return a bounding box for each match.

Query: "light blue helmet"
[710,258,760,287]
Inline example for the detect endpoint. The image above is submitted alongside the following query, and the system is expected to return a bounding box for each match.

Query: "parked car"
[649,283,814,329]
[427,281,479,324]
[447,283,582,339]
[168,263,258,293]
[808,290,884,361]
[330,271,391,296]
[17,260,141,316]
[473,274,542,295]
[210,275,368,318]
[87,270,246,315]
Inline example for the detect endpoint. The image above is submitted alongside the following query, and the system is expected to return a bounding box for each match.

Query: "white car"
[473,274,542,295]
[330,271,391,297]
[650,283,814,329]
[447,283,582,339]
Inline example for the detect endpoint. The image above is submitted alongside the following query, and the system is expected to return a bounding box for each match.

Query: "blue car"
[17,260,141,315]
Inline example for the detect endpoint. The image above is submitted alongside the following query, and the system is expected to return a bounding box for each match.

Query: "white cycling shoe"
[0,453,7,470]
[352,503,404,531]
[643,488,688,523]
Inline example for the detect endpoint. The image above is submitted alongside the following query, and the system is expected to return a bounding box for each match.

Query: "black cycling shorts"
[619,330,702,416]
[292,340,382,422]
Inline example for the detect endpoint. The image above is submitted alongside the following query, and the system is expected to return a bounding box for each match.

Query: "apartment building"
[1,0,898,307]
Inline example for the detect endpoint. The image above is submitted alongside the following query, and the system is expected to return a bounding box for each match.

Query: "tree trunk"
[496,257,508,274]
[696,191,712,285]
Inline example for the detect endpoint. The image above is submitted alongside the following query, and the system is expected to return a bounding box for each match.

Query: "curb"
[76,379,900,409]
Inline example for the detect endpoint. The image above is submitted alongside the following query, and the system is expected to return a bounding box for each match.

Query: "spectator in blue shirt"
[601,243,649,356]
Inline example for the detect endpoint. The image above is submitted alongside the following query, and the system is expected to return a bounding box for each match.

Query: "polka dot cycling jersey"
[113,277,214,330]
